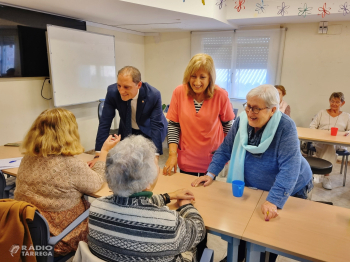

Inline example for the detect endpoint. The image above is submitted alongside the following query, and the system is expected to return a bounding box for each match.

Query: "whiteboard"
[47,25,116,107]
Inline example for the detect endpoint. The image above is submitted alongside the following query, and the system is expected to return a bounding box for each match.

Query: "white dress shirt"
[131,90,140,130]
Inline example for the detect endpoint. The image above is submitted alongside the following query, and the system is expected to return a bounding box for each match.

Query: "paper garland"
[234,0,245,12]
[318,3,331,18]
[298,3,313,17]
[339,2,350,15]
[277,2,290,16]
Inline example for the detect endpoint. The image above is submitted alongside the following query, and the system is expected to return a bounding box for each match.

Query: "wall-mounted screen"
[0,5,86,78]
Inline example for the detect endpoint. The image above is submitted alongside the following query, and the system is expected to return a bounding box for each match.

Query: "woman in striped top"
[163,54,235,180]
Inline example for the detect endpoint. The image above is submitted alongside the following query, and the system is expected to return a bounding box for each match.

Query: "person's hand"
[101,134,121,152]
[163,155,177,175]
[168,189,195,201]
[261,201,279,221]
[87,157,99,168]
[191,175,213,187]
[177,199,192,207]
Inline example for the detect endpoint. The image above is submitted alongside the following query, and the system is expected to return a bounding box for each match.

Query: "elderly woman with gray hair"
[88,135,206,262]
[192,84,312,261]
[192,84,312,217]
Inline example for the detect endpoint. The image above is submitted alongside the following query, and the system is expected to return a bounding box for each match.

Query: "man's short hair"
[118,66,141,84]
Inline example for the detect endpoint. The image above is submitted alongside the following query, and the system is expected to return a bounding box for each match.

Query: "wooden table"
[4,144,350,261]
[0,144,95,177]
[243,191,350,262]
[0,145,23,176]
[297,127,350,147]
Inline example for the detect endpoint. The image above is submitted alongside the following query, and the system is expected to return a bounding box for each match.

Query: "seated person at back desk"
[88,136,206,262]
[14,108,120,257]
[88,66,168,167]
[310,92,350,190]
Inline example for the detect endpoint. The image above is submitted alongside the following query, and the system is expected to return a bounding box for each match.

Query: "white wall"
[0,78,51,146]
[145,32,191,105]
[281,21,350,127]
[0,25,144,150]
[145,22,350,127]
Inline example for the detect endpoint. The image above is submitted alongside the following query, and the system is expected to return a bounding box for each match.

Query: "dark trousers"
[179,169,216,180]
[179,169,206,177]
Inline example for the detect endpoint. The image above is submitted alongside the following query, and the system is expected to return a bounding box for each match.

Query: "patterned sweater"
[88,193,206,262]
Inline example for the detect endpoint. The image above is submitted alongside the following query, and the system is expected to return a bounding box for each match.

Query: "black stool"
[305,157,333,205]
[304,156,333,175]
[336,150,350,187]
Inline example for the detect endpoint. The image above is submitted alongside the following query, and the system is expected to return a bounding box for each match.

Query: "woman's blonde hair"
[183,53,216,100]
[21,108,84,157]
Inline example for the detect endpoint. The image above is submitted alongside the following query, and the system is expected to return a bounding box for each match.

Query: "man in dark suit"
[88,66,167,167]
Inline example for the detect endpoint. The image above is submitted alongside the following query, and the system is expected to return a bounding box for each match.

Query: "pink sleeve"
[218,89,235,122]
[285,105,291,117]
[166,86,181,123]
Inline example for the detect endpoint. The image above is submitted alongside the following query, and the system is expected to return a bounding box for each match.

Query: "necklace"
[328,111,341,130]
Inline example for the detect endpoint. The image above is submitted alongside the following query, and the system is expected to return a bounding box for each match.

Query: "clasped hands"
[168,189,195,207]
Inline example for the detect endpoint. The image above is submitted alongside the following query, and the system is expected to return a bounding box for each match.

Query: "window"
[191,31,234,94]
[191,29,285,99]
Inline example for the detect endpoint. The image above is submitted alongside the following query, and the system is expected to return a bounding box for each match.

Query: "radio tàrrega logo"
[9,245,20,257]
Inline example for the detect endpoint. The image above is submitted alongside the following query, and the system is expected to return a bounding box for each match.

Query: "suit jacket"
[95,82,167,154]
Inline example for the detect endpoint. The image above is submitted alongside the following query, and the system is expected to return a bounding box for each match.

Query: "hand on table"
[163,155,177,175]
[87,157,99,168]
[191,175,213,187]
[168,189,195,201]
[261,200,278,221]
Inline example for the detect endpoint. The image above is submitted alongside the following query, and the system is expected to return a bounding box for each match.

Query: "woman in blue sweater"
[192,84,312,262]
[192,85,313,219]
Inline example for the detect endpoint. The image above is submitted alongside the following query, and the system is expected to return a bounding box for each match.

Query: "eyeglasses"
[243,102,269,114]
[330,100,342,105]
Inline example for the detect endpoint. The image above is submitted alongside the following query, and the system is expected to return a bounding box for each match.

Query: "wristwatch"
[93,155,100,159]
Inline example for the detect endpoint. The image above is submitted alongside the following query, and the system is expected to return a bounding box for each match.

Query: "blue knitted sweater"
[208,114,312,208]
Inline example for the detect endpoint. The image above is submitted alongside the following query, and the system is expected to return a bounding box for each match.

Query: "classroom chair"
[73,241,214,262]
[0,171,16,199]
[304,156,333,205]
[97,99,105,121]
[306,142,316,156]
[304,156,333,177]
[233,108,238,120]
[27,209,89,262]
[97,99,118,135]
[336,149,350,186]
[163,104,170,113]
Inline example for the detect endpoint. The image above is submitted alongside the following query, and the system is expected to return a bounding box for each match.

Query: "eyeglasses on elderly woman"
[243,102,269,114]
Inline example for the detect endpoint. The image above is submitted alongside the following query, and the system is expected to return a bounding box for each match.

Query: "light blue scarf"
[226,110,282,183]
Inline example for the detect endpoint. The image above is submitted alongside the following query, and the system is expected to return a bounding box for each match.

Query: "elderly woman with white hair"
[88,135,206,262]
[192,84,312,216]
[192,84,313,261]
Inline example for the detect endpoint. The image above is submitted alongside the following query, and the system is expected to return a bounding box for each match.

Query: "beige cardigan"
[14,154,105,212]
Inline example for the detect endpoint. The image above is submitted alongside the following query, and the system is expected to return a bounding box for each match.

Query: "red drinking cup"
[331,127,338,136]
